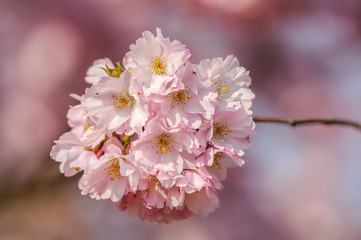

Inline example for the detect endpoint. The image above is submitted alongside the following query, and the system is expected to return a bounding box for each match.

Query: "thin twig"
[253,117,361,131]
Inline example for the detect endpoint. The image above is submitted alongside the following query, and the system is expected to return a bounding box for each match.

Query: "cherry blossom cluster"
[50,28,255,222]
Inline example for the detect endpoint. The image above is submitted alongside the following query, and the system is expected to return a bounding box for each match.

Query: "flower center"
[153,133,173,154]
[105,158,123,181]
[212,152,224,169]
[213,122,232,140]
[146,175,159,192]
[170,89,191,108]
[84,116,96,131]
[113,93,135,110]
[149,55,166,74]
[213,79,230,99]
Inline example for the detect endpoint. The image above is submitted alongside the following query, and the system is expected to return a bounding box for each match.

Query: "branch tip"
[253,117,361,132]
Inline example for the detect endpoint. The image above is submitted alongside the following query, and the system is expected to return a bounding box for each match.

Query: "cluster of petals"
[50,28,255,223]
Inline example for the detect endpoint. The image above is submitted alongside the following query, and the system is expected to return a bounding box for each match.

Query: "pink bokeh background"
[1,0,361,239]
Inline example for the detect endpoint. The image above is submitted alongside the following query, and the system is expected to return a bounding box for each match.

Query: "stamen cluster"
[50,28,255,223]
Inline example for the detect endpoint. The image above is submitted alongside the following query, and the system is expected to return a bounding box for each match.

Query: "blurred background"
[1,0,361,239]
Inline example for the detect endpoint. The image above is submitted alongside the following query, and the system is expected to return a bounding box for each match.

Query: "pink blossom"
[185,187,219,217]
[79,144,140,202]
[194,55,255,110]
[50,127,100,177]
[131,117,200,174]
[51,92,106,176]
[66,92,91,128]
[207,106,255,156]
[153,62,217,129]
[114,168,220,222]
[116,191,194,223]
[197,147,245,181]
[85,71,148,135]
[124,28,191,96]
[66,92,106,142]
[85,58,116,85]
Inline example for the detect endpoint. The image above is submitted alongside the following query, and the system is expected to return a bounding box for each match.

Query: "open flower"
[207,106,255,156]
[131,117,200,174]
[153,62,217,129]
[50,127,101,177]
[85,71,148,135]
[85,58,123,84]
[197,147,245,181]
[116,191,194,223]
[124,28,191,96]
[114,167,220,223]
[194,55,255,111]
[66,91,105,141]
[79,144,140,202]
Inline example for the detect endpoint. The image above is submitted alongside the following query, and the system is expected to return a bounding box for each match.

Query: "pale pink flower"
[131,117,200,175]
[63,92,108,156]
[124,28,191,96]
[66,92,106,139]
[50,127,100,177]
[194,55,255,110]
[116,191,194,223]
[142,177,199,211]
[137,158,219,212]
[85,58,116,84]
[115,169,219,222]
[207,106,255,156]
[51,90,107,177]
[67,93,90,128]
[143,179,169,209]
[148,163,188,190]
[197,147,245,181]
[79,144,140,202]
[185,187,219,217]
[153,62,217,129]
[181,168,216,192]
[85,71,148,135]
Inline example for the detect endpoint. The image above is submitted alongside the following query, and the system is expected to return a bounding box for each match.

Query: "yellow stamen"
[170,89,192,108]
[212,152,224,169]
[84,116,96,131]
[146,177,159,192]
[213,79,230,98]
[219,86,230,92]
[105,158,121,181]
[149,55,166,74]
[213,122,232,140]
[154,133,173,154]
[113,93,135,110]
[110,167,118,181]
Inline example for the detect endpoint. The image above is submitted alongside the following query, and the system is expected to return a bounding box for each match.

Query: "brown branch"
[253,117,361,131]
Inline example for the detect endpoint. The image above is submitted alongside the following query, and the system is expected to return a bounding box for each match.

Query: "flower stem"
[253,117,361,131]
[122,134,135,154]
